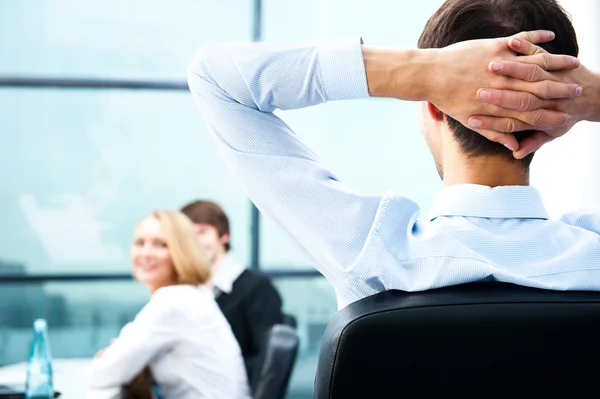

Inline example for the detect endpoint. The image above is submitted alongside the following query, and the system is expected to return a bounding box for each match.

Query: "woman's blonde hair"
[138,210,211,285]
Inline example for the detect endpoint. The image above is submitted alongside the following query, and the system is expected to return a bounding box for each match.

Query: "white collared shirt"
[88,285,251,399]
[188,38,600,309]
[211,255,246,297]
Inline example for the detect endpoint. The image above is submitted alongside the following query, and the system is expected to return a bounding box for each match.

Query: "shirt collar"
[427,184,549,221]
[211,255,245,295]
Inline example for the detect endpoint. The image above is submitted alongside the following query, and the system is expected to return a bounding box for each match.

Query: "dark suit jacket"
[215,269,284,382]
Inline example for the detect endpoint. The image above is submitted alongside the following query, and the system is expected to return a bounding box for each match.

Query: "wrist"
[362,46,433,101]
[564,67,600,124]
[588,71,600,122]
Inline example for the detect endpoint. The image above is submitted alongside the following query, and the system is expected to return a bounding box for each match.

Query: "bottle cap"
[33,319,47,330]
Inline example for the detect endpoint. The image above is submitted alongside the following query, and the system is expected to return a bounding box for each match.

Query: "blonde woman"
[88,210,251,399]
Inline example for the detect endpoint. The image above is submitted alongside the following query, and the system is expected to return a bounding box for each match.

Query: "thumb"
[512,131,554,159]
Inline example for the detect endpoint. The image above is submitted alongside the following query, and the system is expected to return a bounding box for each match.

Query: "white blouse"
[88,284,251,399]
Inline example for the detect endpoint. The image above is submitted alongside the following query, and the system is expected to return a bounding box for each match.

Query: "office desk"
[0,359,120,399]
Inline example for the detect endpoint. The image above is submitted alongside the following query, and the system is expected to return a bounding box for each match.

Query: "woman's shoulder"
[143,285,228,332]
[135,285,216,327]
[152,284,211,303]
[148,284,216,315]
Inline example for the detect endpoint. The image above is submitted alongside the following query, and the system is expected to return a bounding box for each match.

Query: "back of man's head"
[180,200,231,251]
[418,0,579,169]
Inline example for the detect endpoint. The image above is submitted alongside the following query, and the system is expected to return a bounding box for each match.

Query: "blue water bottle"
[25,319,54,399]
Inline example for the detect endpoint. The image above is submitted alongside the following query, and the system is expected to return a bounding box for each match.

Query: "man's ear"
[426,102,445,122]
[220,233,230,247]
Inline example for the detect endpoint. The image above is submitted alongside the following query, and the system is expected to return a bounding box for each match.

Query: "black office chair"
[282,313,297,329]
[314,282,600,398]
[252,324,300,399]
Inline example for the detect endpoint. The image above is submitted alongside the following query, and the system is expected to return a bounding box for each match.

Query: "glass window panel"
[0,89,250,274]
[0,0,252,80]
[0,276,334,399]
[269,276,338,399]
[0,280,148,366]
[260,0,446,268]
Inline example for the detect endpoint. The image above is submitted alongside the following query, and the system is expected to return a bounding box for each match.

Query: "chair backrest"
[314,282,600,398]
[282,313,297,329]
[252,324,299,399]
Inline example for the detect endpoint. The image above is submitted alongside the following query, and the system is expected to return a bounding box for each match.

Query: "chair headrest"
[315,282,600,399]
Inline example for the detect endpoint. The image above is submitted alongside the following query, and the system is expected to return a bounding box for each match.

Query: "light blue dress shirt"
[187,38,600,309]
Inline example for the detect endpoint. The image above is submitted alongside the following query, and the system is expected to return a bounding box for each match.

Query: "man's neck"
[210,251,227,272]
[443,155,530,187]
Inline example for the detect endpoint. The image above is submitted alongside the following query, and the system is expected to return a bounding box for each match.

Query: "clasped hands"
[428,30,599,159]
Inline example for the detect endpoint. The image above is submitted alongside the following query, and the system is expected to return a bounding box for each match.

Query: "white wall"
[531,0,600,217]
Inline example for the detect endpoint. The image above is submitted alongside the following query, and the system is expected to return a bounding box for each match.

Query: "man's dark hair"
[418,0,578,169]
[180,200,231,251]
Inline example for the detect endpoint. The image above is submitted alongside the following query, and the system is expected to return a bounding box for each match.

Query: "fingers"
[491,58,579,81]
[467,121,556,158]
[491,58,579,83]
[512,131,555,159]
[469,108,572,133]
[470,129,520,152]
[521,53,580,71]
[507,31,581,70]
[490,60,548,82]
[511,79,581,100]
[504,107,571,128]
[488,58,582,101]
[469,116,534,135]
[508,36,580,72]
[480,84,579,110]
[509,37,546,56]
[510,30,555,53]
[477,89,553,111]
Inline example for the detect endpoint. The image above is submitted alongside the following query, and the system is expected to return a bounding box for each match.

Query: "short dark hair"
[180,200,231,252]
[418,0,578,169]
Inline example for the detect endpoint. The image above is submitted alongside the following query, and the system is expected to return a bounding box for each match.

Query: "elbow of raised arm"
[187,44,228,91]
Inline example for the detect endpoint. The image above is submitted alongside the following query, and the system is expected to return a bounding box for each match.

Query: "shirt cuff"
[318,37,370,101]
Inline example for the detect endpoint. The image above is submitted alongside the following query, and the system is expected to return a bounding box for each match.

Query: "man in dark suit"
[180,200,284,381]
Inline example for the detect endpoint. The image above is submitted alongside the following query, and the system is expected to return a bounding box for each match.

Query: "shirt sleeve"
[88,290,181,388]
[187,38,382,291]
[560,207,600,234]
